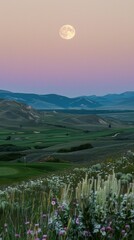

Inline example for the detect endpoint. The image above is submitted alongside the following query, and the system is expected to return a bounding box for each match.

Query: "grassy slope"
[0,162,73,185]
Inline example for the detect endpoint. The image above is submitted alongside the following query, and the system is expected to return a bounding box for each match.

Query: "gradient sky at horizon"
[0,0,134,97]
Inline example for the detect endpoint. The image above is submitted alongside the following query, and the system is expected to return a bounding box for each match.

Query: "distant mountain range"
[0,90,134,110]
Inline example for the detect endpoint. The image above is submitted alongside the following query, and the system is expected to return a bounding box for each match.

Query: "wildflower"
[43,234,47,238]
[42,234,47,239]
[76,217,80,225]
[27,229,33,235]
[59,229,66,236]
[51,200,56,205]
[35,223,39,227]
[121,230,126,235]
[25,221,30,225]
[37,228,41,233]
[100,227,106,231]
[125,224,130,229]
[15,233,20,238]
[106,226,113,231]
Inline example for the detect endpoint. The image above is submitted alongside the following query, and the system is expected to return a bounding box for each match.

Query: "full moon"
[59,25,76,40]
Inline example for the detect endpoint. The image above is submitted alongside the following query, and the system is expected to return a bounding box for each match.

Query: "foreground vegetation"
[0,150,134,239]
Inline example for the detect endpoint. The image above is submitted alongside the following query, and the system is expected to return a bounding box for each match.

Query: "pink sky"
[0,0,134,96]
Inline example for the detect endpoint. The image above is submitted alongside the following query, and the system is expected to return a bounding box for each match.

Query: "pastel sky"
[0,0,134,96]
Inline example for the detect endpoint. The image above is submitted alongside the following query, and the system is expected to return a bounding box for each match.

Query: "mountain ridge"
[0,90,134,110]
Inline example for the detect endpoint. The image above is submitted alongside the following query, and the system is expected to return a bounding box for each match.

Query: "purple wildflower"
[106,226,113,231]
[15,233,20,238]
[59,229,66,236]
[101,227,106,231]
[121,230,126,235]
[125,224,130,229]
[51,200,56,206]
[76,217,80,225]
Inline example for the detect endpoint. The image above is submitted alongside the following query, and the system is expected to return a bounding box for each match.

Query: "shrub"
[58,143,93,153]
[0,153,25,161]
[34,145,48,149]
[0,144,30,152]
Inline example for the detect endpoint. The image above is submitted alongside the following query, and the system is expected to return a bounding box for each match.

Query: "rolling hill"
[0,99,41,123]
[0,98,126,131]
[0,97,133,166]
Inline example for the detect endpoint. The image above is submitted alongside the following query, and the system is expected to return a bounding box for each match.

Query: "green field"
[0,110,134,184]
[0,167,19,176]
